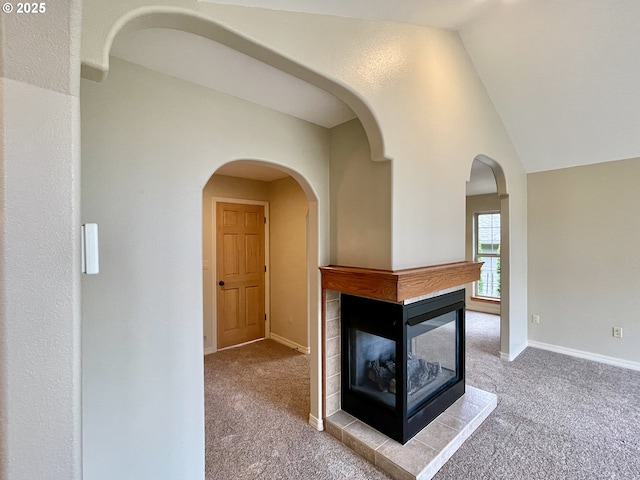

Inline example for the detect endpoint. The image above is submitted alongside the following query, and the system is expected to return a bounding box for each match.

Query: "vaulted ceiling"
[112,0,640,173]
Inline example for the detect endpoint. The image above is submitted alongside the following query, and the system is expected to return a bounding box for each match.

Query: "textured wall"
[1,2,82,478]
[1,0,80,94]
[1,76,81,480]
[528,158,640,365]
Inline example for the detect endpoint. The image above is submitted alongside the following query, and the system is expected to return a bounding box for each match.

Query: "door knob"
[218,281,225,286]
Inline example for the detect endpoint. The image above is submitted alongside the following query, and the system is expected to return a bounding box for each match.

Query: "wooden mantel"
[319,261,482,303]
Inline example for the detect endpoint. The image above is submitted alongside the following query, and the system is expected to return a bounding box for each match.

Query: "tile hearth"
[321,264,491,480]
[326,385,497,480]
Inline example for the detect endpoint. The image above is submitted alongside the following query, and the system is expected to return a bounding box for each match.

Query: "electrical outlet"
[532,314,540,324]
[613,327,623,338]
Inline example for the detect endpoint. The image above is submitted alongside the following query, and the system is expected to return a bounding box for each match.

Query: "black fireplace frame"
[341,289,465,444]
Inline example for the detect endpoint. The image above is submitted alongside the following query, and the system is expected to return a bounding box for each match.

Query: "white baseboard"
[528,340,640,371]
[203,346,215,356]
[309,413,324,431]
[270,332,310,354]
[499,341,527,362]
[217,337,265,352]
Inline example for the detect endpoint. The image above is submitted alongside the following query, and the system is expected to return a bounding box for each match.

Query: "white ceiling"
[459,0,640,172]
[112,0,640,174]
[199,0,507,30]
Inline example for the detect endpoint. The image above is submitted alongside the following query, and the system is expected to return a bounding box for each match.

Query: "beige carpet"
[436,312,640,479]
[204,339,391,479]
[205,312,640,479]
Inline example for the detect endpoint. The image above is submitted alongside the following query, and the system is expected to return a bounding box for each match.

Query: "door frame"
[209,197,270,353]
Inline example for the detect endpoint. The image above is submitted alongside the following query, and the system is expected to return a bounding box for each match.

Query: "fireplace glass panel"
[341,289,465,444]
[350,330,396,408]
[407,310,458,415]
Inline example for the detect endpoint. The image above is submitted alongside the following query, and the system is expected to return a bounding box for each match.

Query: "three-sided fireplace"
[341,289,465,444]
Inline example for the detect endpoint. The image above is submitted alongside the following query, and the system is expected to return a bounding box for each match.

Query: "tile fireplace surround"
[321,263,497,480]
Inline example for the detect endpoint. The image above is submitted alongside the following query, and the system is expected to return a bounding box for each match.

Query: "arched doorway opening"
[202,160,317,355]
[466,155,511,358]
[201,159,320,473]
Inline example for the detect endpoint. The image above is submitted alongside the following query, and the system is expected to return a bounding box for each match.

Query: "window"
[474,212,500,299]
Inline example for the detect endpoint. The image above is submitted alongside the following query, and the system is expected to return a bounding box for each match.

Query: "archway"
[81,9,387,478]
[467,155,511,358]
[201,159,319,470]
[202,159,317,356]
[82,7,388,165]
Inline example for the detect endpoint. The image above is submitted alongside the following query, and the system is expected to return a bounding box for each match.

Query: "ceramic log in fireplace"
[341,289,465,444]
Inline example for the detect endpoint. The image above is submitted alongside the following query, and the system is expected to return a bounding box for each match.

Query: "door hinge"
[264,217,266,224]
[264,265,267,272]
[264,314,267,321]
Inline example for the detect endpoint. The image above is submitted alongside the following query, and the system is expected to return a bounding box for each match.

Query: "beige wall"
[330,119,392,269]
[202,174,309,353]
[203,174,269,201]
[465,194,501,315]
[81,58,330,480]
[528,157,640,365]
[268,177,309,348]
